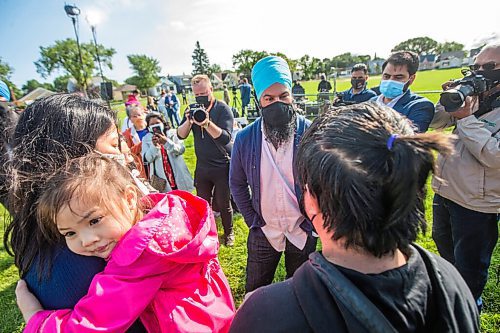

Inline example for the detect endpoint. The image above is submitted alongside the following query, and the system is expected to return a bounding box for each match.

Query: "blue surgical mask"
[380,79,407,99]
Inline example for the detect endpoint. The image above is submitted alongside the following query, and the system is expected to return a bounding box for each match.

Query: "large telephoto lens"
[439,84,475,112]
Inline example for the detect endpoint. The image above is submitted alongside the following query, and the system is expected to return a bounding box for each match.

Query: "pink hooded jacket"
[25,191,235,332]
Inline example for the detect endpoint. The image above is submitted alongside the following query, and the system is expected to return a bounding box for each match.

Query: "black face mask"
[476,69,500,84]
[261,101,294,127]
[351,78,366,90]
[195,95,210,108]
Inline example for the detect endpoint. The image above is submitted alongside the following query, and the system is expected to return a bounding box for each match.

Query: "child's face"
[56,195,135,259]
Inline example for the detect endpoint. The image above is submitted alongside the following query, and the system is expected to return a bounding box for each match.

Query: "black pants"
[245,227,317,293]
[432,194,499,303]
[195,164,233,236]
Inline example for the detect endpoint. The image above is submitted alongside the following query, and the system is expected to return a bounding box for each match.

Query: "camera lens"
[193,109,207,123]
[439,85,475,112]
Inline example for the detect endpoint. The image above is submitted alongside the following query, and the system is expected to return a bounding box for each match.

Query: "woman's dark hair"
[4,93,117,277]
[297,103,453,257]
[145,112,171,133]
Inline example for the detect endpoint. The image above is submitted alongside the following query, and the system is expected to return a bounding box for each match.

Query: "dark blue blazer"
[341,88,377,103]
[229,116,312,232]
[371,89,435,132]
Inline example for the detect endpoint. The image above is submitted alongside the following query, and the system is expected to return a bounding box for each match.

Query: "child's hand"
[15,280,43,322]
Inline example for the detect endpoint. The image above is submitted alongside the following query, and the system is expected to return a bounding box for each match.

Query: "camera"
[231,86,238,95]
[188,103,207,123]
[439,70,491,112]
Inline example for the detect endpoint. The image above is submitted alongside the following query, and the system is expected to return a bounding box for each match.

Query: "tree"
[298,55,321,80]
[210,63,222,74]
[391,37,438,55]
[192,41,211,76]
[0,57,22,99]
[52,74,72,92]
[232,49,269,79]
[125,54,161,91]
[22,79,54,95]
[435,41,465,55]
[35,38,115,93]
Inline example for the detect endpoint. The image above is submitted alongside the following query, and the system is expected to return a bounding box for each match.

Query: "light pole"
[64,4,87,96]
[86,13,111,107]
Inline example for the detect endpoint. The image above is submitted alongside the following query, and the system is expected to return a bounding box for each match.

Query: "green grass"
[1,68,498,332]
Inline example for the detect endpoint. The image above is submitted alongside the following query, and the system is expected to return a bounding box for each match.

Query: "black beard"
[263,112,297,149]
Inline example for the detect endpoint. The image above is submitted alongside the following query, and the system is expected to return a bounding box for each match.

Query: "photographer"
[177,74,235,246]
[239,78,252,116]
[431,43,500,311]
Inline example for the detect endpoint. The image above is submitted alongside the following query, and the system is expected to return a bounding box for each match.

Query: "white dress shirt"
[259,122,307,252]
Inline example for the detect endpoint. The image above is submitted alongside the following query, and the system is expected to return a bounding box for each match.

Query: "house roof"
[439,51,465,59]
[419,54,436,62]
[115,84,137,92]
[18,87,55,103]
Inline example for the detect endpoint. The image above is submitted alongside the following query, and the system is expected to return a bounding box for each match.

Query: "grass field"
[1,68,499,332]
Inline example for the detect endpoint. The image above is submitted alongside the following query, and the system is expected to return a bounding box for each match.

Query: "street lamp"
[64,4,87,96]
[86,12,111,106]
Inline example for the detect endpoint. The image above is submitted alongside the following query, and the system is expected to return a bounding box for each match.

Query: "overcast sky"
[1,0,499,87]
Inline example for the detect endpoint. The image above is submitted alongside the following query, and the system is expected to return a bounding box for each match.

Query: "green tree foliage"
[329,53,372,70]
[52,74,72,92]
[192,41,211,76]
[0,57,22,99]
[35,38,115,93]
[232,50,297,79]
[210,63,222,74]
[297,55,323,80]
[391,37,438,55]
[232,49,269,79]
[22,79,54,95]
[435,41,465,55]
[125,54,161,91]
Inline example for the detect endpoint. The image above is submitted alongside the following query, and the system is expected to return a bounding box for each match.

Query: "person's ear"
[124,185,138,212]
[303,185,320,217]
[408,74,416,85]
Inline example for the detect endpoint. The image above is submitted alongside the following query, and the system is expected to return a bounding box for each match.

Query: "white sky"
[2,0,500,86]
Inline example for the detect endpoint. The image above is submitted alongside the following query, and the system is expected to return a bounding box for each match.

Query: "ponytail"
[297,103,455,257]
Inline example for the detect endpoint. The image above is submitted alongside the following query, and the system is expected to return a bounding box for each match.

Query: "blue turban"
[251,56,292,101]
[0,80,10,101]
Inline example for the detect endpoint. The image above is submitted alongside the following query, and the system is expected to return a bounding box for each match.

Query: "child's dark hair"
[297,103,454,257]
[37,154,144,241]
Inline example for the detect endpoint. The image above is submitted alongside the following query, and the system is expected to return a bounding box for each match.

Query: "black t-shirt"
[318,80,332,92]
[335,247,433,332]
[180,100,233,168]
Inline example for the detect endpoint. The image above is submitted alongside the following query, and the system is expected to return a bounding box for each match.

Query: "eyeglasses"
[469,62,497,71]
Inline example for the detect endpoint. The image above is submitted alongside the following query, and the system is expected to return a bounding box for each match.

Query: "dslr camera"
[439,70,491,112]
[188,103,207,123]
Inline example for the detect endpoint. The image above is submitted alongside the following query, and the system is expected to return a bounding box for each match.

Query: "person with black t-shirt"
[230,103,479,333]
[177,74,235,246]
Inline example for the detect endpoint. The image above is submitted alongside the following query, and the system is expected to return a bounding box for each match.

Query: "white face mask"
[98,152,127,166]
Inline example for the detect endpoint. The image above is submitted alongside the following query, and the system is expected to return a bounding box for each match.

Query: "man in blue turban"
[230,56,317,293]
[0,80,11,102]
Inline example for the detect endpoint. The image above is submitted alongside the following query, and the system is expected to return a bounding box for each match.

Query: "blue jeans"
[432,194,499,302]
[245,227,317,293]
[166,107,181,127]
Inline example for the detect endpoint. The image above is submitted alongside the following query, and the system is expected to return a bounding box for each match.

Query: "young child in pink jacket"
[16,154,235,332]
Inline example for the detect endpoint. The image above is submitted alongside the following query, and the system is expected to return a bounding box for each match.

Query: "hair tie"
[387,134,398,151]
